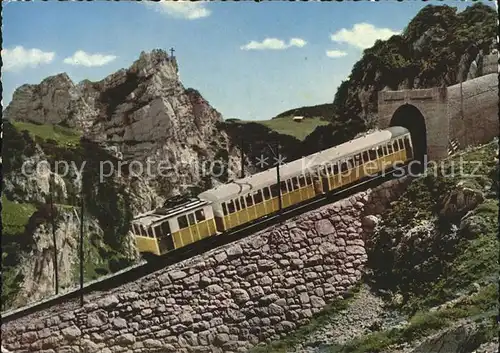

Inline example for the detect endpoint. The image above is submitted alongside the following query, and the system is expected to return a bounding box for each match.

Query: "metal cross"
[170,47,175,57]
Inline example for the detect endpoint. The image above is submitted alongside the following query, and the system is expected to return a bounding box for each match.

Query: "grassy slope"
[2,121,134,310]
[250,141,498,353]
[10,121,82,146]
[1,195,37,236]
[236,116,330,141]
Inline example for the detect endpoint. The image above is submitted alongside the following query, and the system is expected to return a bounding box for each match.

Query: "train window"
[254,190,263,204]
[393,140,399,151]
[292,177,300,190]
[340,161,348,172]
[368,149,377,160]
[287,179,294,191]
[271,184,280,197]
[382,145,388,156]
[246,194,254,207]
[240,196,246,209]
[353,154,361,166]
[399,139,404,150]
[139,225,146,237]
[195,209,206,222]
[188,213,196,225]
[299,176,306,187]
[263,187,271,200]
[280,181,288,193]
[363,151,369,163]
[146,227,153,238]
[333,163,339,174]
[235,199,242,211]
[387,143,393,154]
[222,203,228,216]
[160,221,171,236]
[377,146,384,157]
[227,200,235,214]
[154,225,162,238]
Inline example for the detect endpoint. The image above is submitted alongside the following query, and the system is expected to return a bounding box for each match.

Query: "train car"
[318,126,413,192]
[131,126,414,256]
[198,126,413,233]
[131,197,217,255]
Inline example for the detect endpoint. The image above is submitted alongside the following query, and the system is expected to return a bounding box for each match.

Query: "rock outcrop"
[331,3,497,129]
[4,49,241,207]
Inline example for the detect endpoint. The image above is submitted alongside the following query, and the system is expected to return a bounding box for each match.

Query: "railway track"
[1,169,403,324]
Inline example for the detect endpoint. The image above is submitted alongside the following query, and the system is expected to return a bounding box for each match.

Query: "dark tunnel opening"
[390,104,427,174]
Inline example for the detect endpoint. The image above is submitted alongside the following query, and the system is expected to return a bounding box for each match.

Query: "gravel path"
[290,285,404,353]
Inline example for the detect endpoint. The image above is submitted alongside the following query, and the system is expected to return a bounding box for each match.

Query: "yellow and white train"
[131,126,414,256]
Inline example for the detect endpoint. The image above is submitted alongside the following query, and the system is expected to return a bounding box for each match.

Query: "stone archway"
[390,104,428,165]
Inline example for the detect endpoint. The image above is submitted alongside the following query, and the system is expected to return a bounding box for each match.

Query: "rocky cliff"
[2,49,241,311]
[4,49,241,202]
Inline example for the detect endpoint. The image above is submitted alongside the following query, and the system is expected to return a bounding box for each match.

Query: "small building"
[293,116,304,122]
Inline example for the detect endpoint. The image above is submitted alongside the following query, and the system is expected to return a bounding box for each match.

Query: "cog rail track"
[2,169,402,324]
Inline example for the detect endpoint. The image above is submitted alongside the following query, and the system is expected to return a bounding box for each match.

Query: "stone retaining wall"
[2,178,409,353]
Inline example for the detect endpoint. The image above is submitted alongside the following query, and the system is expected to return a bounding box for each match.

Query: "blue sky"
[2,1,493,121]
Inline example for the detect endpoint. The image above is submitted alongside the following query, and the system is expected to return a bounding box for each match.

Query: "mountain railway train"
[131,126,414,256]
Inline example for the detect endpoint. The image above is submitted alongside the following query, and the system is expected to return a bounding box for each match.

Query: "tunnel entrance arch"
[390,104,427,173]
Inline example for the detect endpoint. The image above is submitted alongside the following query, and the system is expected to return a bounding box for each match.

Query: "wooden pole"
[79,184,84,307]
[276,143,282,212]
[49,174,59,295]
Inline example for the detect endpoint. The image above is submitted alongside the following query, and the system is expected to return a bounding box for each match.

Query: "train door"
[313,170,323,195]
[154,220,175,254]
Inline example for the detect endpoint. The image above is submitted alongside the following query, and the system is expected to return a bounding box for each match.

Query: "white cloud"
[241,38,307,51]
[289,38,307,48]
[326,50,347,58]
[2,46,55,72]
[63,51,117,67]
[330,23,400,49]
[145,1,210,20]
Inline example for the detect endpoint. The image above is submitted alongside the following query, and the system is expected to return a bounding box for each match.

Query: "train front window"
[393,140,399,151]
[178,215,189,229]
[160,221,171,236]
[154,225,162,238]
[398,139,404,150]
[195,209,206,222]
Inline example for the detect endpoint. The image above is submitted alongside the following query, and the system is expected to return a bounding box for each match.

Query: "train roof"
[199,126,409,203]
[132,198,209,227]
